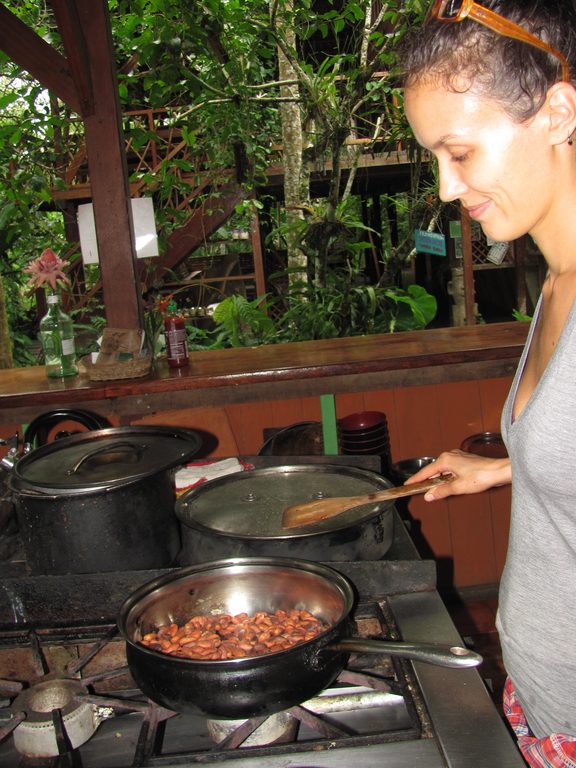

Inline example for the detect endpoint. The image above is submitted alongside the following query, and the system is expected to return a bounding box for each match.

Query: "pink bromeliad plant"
[25,248,70,293]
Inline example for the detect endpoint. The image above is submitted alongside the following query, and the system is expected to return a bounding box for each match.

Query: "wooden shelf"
[0,322,528,426]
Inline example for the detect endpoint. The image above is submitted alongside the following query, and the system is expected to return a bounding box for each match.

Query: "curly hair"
[398,0,576,121]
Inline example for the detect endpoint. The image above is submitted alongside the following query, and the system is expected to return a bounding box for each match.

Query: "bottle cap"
[47,294,59,304]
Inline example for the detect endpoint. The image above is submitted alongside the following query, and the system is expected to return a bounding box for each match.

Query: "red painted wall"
[1,375,512,589]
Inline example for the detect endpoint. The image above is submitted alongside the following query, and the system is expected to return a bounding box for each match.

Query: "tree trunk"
[275,0,308,281]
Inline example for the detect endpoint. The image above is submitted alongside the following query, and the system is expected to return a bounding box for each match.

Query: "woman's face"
[404,79,554,243]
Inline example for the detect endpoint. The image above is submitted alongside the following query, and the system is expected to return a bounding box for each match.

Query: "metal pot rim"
[175,464,394,539]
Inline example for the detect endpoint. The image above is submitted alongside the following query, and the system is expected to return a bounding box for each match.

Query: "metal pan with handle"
[117,557,482,719]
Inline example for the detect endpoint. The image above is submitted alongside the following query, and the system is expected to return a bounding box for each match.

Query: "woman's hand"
[405,449,512,501]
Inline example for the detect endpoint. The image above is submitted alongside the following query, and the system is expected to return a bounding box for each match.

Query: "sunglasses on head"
[426,0,570,82]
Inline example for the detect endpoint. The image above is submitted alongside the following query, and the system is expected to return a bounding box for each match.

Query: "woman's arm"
[405,449,512,501]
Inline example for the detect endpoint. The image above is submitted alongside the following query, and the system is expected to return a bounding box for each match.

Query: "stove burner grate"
[0,599,433,767]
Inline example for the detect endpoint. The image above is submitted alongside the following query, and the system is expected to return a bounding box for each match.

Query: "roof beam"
[0,3,82,115]
[48,0,95,116]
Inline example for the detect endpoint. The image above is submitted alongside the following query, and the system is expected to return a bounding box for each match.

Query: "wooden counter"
[0,322,528,425]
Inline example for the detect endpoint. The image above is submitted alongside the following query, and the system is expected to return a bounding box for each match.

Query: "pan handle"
[327,638,482,669]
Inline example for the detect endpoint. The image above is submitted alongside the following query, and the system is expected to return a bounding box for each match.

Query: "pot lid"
[175,464,393,539]
[12,426,203,495]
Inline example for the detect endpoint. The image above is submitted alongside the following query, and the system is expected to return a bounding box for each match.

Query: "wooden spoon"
[281,475,452,529]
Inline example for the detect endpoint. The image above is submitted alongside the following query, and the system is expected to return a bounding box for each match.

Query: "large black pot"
[175,464,395,564]
[9,426,203,575]
[117,558,482,719]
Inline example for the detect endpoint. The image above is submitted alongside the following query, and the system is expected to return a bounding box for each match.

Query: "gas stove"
[0,591,431,766]
[0,508,524,768]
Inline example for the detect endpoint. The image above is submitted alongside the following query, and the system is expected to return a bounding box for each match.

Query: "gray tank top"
[499,296,576,737]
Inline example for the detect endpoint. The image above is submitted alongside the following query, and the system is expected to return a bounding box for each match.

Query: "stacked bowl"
[338,411,392,473]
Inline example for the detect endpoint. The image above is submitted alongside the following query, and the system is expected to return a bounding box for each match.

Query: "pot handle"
[0,432,20,473]
[66,441,146,475]
[327,638,482,669]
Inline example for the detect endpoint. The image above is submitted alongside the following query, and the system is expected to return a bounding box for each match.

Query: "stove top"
[0,594,434,767]
[0,513,524,768]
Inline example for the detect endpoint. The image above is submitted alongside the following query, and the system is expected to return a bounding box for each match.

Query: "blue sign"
[414,229,447,257]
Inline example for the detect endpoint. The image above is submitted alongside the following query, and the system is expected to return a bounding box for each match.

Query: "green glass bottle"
[39,294,79,378]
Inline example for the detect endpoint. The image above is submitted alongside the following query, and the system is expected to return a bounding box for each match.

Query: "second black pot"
[175,464,395,564]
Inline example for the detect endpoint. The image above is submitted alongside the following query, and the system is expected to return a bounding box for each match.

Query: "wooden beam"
[0,3,81,114]
[513,236,527,316]
[0,322,528,425]
[74,0,142,329]
[460,205,477,325]
[49,0,95,116]
[250,210,267,298]
[161,184,247,270]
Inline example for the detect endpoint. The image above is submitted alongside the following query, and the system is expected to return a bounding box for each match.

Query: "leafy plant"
[384,285,438,332]
[184,276,437,352]
[512,309,532,322]
[211,295,276,347]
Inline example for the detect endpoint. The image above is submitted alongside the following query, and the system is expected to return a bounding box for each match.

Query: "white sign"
[486,240,509,265]
[78,197,159,265]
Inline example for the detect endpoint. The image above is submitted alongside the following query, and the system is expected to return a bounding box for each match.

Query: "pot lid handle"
[67,441,144,475]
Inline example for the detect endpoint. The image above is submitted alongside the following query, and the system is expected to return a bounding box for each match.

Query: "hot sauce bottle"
[164,299,189,368]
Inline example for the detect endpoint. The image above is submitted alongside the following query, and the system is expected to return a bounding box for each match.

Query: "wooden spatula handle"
[370,475,447,500]
[281,474,452,529]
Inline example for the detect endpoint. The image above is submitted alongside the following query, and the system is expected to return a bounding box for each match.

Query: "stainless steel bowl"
[391,456,436,483]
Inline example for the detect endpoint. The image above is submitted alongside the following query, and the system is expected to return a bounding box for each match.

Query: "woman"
[399,1,576,764]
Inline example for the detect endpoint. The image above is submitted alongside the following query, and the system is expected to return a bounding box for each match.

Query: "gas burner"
[207,711,298,748]
[0,627,148,764]
[203,674,400,750]
[9,677,112,758]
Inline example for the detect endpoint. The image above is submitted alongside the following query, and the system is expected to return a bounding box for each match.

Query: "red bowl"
[341,445,388,455]
[340,434,390,450]
[338,411,386,431]
[339,424,389,441]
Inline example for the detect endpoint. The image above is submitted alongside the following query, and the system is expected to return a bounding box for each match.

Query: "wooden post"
[1,3,142,329]
[460,205,476,325]
[75,0,142,329]
[250,211,267,298]
[513,236,527,316]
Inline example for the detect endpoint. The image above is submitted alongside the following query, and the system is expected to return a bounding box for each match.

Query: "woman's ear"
[546,82,576,145]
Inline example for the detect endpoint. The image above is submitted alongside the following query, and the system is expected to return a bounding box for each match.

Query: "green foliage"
[186,277,437,352]
[0,0,438,366]
[273,275,436,342]
[211,295,276,347]
[384,285,438,332]
[512,309,532,322]
[112,0,280,186]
